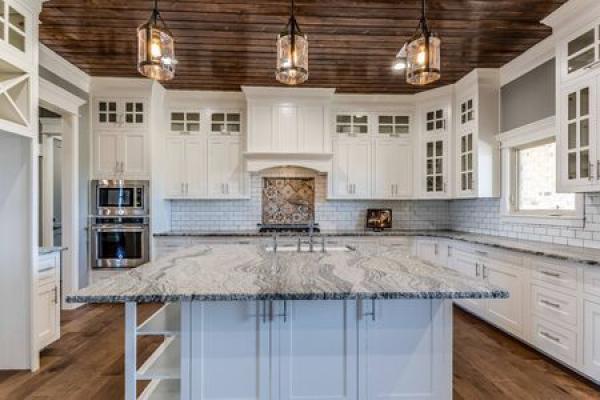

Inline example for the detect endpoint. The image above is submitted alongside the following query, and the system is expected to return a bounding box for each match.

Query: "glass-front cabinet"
[210,111,242,135]
[459,133,474,192]
[377,115,410,136]
[94,98,146,130]
[424,139,446,194]
[170,111,201,134]
[335,113,369,136]
[558,78,599,191]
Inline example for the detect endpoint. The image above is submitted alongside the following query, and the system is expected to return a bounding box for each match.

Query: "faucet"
[308,222,314,252]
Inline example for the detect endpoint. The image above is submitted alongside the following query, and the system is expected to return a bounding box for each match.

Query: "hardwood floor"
[0,304,598,399]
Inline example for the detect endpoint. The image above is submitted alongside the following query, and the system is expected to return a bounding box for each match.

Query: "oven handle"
[91,225,148,232]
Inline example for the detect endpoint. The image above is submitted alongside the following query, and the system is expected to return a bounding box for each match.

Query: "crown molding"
[242,86,336,100]
[39,44,91,93]
[499,36,555,87]
[542,0,600,34]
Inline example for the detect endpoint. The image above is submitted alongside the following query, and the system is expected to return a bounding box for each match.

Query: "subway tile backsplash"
[170,171,600,250]
[449,194,600,249]
[170,173,451,232]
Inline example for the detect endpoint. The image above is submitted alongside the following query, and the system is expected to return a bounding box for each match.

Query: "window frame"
[498,116,584,227]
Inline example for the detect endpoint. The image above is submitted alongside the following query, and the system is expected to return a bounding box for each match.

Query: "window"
[515,139,575,213]
[500,117,583,227]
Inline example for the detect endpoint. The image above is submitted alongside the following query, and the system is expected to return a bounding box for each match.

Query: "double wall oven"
[90,180,150,269]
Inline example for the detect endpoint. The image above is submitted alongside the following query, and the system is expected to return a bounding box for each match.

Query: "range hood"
[242,86,335,174]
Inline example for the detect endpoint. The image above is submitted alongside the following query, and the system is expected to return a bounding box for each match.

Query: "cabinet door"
[95,134,119,177]
[165,137,185,197]
[185,137,208,198]
[223,138,243,197]
[457,131,475,196]
[276,104,299,152]
[558,81,597,191]
[482,258,524,336]
[208,137,242,197]
[359,299,450,400]
[374,139,412,198]
[190,301,270,400]
[95,98,119,129]
[122,100,145,128]
[332,140,351,197]
[299,106,325,153]
[584,299,600,380]
[415,238,441,266]
[347,138,371,198]
[248,105,273,152]
[423,139,447,196]
[448,249,485,315]
[275,300,358,400]
[121,133,147,178]
[36,282,58,350]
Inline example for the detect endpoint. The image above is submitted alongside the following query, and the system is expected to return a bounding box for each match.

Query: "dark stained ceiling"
[39,0,568,94]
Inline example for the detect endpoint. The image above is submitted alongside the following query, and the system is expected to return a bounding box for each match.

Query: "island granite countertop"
[154,229,600,266]
[68,241,508,303]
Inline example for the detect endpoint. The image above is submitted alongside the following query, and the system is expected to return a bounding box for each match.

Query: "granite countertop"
[155,229,600,266]
[67,241,508,303]
[39,246,67,255]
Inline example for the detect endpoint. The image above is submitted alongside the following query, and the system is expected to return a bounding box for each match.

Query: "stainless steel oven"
[91,218,149,269]
[92,180,149,217]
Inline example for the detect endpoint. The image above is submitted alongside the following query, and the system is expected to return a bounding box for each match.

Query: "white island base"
[126,298,453,400]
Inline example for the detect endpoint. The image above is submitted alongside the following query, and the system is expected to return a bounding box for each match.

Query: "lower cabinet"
[447,247,486,315]
[584,299,600,379]
[189,299,450,400]
[36,252,61,350]
[483,258,524,337]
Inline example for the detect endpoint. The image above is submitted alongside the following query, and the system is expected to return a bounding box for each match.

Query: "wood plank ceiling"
[39,0,568,94]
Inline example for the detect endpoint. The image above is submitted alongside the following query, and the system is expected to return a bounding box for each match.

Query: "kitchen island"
[68,238,508,400]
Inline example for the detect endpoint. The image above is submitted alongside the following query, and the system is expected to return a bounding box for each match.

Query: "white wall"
[0,131,33,369]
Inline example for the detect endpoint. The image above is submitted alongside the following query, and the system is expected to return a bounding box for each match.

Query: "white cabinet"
[332,137,371,198]
[36,252,61,351]
[584,299,600,380]
[190,301,269,400]
[482,258,524,337]
[94,98,146,130]
[245,93,329,154]
[557,78,600,192]
[373,138,413,198]
[165,136,207,198]
[447,246,487,315]
[208,136,243,198]
[422,138,449,196]
[276,300,358,400]
[210,111,242,135]
[358,299,450,400]
[189,298,451,400]
[453,70,500,198]
[94,132,149,179]
[169,111,201,135]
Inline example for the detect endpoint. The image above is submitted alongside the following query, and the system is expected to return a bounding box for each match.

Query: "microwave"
[92,180,149,216]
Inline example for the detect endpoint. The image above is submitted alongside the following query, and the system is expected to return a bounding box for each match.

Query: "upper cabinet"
[94,98,147,130]
[453,69,500,198]
[210,111,242,135]
[557,77,600,192]
[169,110,201,135]
[244,87,333,154]
[418,98,452,199]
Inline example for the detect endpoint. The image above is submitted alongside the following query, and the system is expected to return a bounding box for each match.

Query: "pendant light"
[276,0,308,85]
[137,0,176,81]
[405,0,441,85]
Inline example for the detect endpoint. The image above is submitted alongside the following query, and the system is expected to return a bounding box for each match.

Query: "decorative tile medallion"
[262,177,315,224]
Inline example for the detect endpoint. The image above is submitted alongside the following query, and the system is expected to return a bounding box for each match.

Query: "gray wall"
[39,66,90,286]
[500,58,555,132]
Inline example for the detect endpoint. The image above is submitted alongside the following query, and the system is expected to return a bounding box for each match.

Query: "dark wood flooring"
[0,304,599,399]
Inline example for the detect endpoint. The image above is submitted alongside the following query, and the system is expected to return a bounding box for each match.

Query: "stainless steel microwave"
[92,180,149,217]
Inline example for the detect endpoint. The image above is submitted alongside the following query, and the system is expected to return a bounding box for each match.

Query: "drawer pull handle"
[541,270,561,278]
[540,331,561,343]
[540,299,561,309]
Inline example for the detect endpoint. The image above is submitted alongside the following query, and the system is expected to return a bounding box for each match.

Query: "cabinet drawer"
[531,316,578,365]
[38,254,58,271]
[531,259,577,290]
[584,267,600,297]
[531,284,577,327]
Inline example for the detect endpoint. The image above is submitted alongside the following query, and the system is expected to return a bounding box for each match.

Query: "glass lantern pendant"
[406,0,441,86]
[137,0,176,81]
[276,0,308,85]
